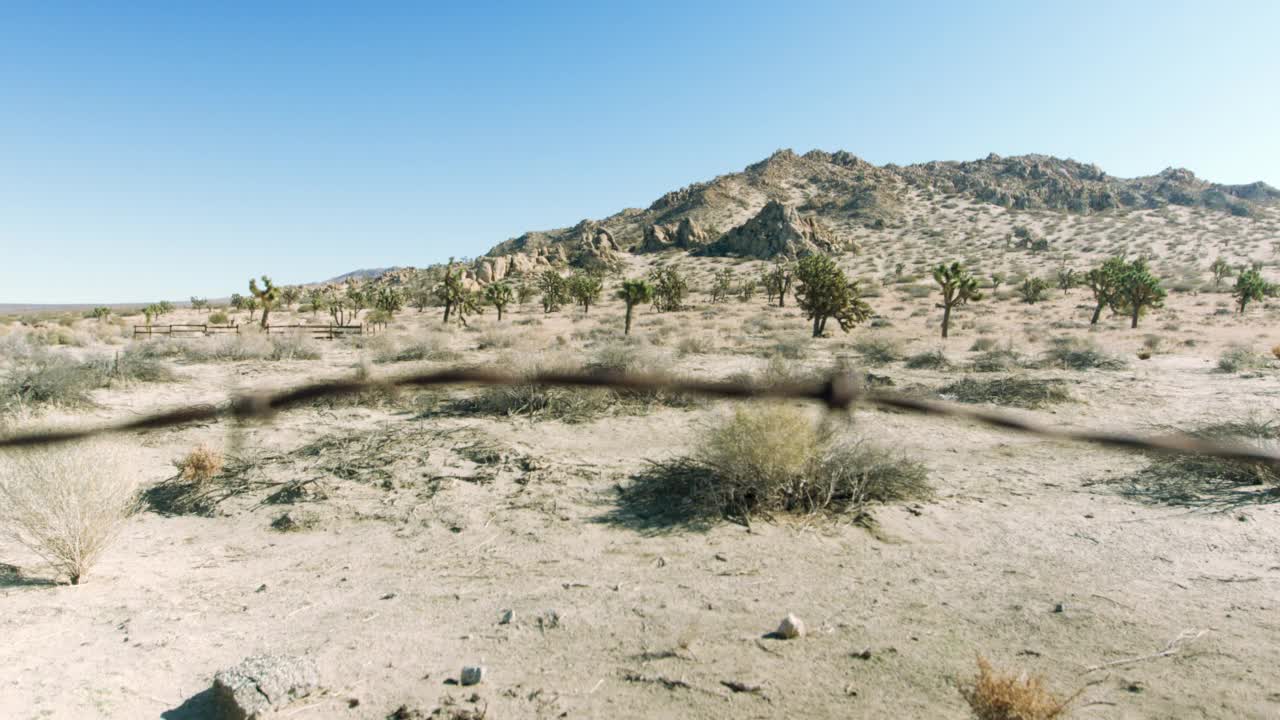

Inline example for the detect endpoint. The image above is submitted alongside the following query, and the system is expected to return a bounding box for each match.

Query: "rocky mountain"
[473,149,1279,281]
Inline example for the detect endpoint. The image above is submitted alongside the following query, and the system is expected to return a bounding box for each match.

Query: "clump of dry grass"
[1115,417,1280,505]
[959,655,1076,720]
[617,404,930,526]
[175,444,223,483]
[0,441,140,584]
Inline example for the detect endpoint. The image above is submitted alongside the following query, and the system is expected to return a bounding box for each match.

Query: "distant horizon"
[4,1,1278,303]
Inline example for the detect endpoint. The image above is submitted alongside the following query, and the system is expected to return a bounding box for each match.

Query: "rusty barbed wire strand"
[0,367,1277,465]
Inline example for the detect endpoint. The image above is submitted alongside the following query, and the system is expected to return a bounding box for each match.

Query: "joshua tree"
[244,297,260,321]
[248,276,281,328]
[617,279,654,335]
[762,260,793,307]
[483,282,514,321]
[794,254,872,338]
[1084,257,1126,325]
[537,270,568,313]
[189,297,209,312]
[323,288,356,325]
[710,268,734,303]
[1233,267,1268,313]
[1055,267,1078,292]
[229,293,246,311]
[344,283,369,317]
[373,286,404,315]
[567,271,603,313]
[306,287,327,316]
[990,272,1005,294]
[90,307,112,320]
[438,260,469,323]
[1018,277,1050,304]
[1114,258,1166,328]
[1210,257,1232,289]
[281,285,302,309]
[648,266,688,312]
[737,279,756,303]
[516,282,537,306]
[932,262,982,338]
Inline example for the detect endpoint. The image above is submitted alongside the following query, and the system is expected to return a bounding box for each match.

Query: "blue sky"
[2,1,1277,303]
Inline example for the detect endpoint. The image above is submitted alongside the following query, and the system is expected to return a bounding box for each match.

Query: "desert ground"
[3,202,1280,719]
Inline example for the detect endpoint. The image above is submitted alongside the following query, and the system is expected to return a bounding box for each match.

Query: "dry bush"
[0,441,140,584]
[959,655,1076,720]
[1040,337,1125,371]
[1115,417,1280,505]
[1217,345,1268,373]
[939,376,1071,408]
[175,444,223,483]
[373,331,458,364]
[905,349,951,370]
[619,404,930,526]
[970,348,1028,373]
[852,335,903,366]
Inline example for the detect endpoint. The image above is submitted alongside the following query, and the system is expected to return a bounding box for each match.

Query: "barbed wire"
[0,367,1277,465]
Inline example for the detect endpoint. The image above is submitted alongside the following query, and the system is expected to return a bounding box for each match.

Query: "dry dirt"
[3,239,1280,719]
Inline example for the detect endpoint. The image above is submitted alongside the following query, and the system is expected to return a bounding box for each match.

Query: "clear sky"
[2,1,1277,303]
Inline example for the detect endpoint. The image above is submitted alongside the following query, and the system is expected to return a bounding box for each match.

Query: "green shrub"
[852,335,903,366]
[1217,345,1268,373]
[1040,337,1125,370]
[905,350,951,370]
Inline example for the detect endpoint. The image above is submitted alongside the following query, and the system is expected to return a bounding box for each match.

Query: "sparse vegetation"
[959,655,1076,720]
[939,376,1070,407]
[932,262,981,338]
[0,442,140,584]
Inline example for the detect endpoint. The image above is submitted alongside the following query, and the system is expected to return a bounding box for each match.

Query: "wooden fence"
[133,324,371,340]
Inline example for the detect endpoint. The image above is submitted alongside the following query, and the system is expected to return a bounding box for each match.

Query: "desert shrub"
[852,335,903,366]
[268,334,321,361]
[970,348,1027,373]
[1040,337,1125,370]
[676,333,714,356]
[938,376,1070,408]
[618,405,929,525]
[1217,345,1268,373]
[476,327,518,350]
[959,656,1076,720]
[767,335,810,360]
[0,351,102,412]
[905,350,951,369]
[374,333,458,364]
[0,441,140,584]
[175,445,223,484]
[1113,418,1279,504]
[208,311,230,325]
[969,337,998,352]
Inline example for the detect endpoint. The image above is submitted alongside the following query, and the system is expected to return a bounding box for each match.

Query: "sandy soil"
[3,237,1280,719]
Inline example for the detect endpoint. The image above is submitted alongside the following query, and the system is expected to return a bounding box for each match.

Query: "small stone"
[460,666,486,686]
[776,614,806,639]
[1053,603,1065,613]
[498,609,513,625]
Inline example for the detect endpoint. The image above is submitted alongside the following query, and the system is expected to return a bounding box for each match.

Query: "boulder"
[211,654,320,720]
[641,217,708,252]
[705,200,839,258]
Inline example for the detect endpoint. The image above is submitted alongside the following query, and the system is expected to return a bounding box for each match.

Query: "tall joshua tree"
[617,279,654,335]
[1233,267,1268,313]
[932,262,981,338]
[248,276,281,328]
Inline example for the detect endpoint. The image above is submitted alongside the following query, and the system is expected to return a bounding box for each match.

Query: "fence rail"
[133,324,370,339]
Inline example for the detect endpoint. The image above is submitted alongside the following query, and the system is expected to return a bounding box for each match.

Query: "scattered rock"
[460,665,486,686]
[211,654,320,720]
[775,614,806,640]
[1053,602,1066,613]
[270,510,320,532]
[498,609,513,625]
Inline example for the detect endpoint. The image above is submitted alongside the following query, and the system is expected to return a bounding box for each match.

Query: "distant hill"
[481,149,1280,266]
[324,267,407,284]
